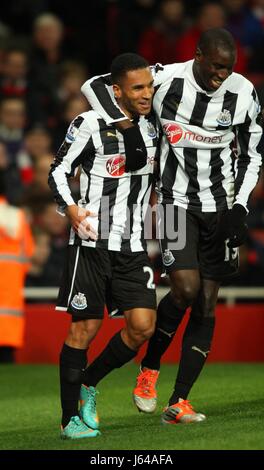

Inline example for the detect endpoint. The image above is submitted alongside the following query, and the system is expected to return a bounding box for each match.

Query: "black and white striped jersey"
[81,60,263,212]
[49,110,158,252]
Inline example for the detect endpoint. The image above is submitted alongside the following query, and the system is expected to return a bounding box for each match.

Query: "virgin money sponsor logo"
[106,155,125,176]
[163,123,223,144]
[163,123,183,144]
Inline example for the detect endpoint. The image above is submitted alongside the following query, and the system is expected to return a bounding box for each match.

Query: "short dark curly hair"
[110,53,149,84]
[198,28,236,55]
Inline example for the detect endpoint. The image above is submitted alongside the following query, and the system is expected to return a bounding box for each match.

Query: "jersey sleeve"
[235,87,263,210]
[81,74,127,125]
[48,114,93,212]
[150,62,179,86]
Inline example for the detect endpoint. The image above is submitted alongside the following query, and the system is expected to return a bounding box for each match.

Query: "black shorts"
[56,246,157,319]
[159,205,239,281]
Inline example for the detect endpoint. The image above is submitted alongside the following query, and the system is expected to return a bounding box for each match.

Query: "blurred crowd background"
[0,0,264,291]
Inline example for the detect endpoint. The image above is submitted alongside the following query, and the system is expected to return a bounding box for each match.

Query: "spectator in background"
[21,151,68,219]
[176,1,248,73]
[23,126,52,159]
[16,125,53,185]
[222,0,264,70]
[0,168,34,363]
[115,0,157,55]
[52,95,88,151]
[0,96,27,204]
[0,47,29,100]
[0,141,8,164]
[21,150,70,288]
[138,0,186,65]
[0,21,11,74]
[52,60,89,150]
[0,97,26,154]
[0,1,47,37]
[45,1,110,75]
[222,0,264,48]
[25,196,69,287]
[22,153,54,204]
[28,13,66,128]
[26,228,52,288]
[31,153,54,192]
[251,0,264,26]
[57,60,88,105]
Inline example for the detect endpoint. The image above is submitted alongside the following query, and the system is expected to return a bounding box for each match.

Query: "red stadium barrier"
[16,303,264,363]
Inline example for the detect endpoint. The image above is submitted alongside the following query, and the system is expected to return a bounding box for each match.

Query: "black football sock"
[169,316,215,406]
[60,343,87,428]
[141,293,186,371]
[83,331,137,387]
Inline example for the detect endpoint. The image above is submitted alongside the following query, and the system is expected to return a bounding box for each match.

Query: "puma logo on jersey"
[107,131,117,138]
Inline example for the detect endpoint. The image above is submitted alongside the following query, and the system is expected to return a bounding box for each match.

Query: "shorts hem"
[201,270,239,282]
[72,312,103,319]
[165,263,198,274]
[121,302,157,312]
[57,306,104,319]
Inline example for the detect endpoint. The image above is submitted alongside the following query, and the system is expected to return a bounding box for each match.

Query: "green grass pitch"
[0,363,263,450]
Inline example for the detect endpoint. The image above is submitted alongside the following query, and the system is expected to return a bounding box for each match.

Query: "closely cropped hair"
[198,28,236,55]
[33,13,63,31]
[111,53,149,84]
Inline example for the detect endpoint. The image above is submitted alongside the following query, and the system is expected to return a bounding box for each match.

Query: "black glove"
[215,204,248,248]
[122,126,147,172]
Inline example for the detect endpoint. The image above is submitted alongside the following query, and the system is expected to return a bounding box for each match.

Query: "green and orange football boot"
[80,385,100,430]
